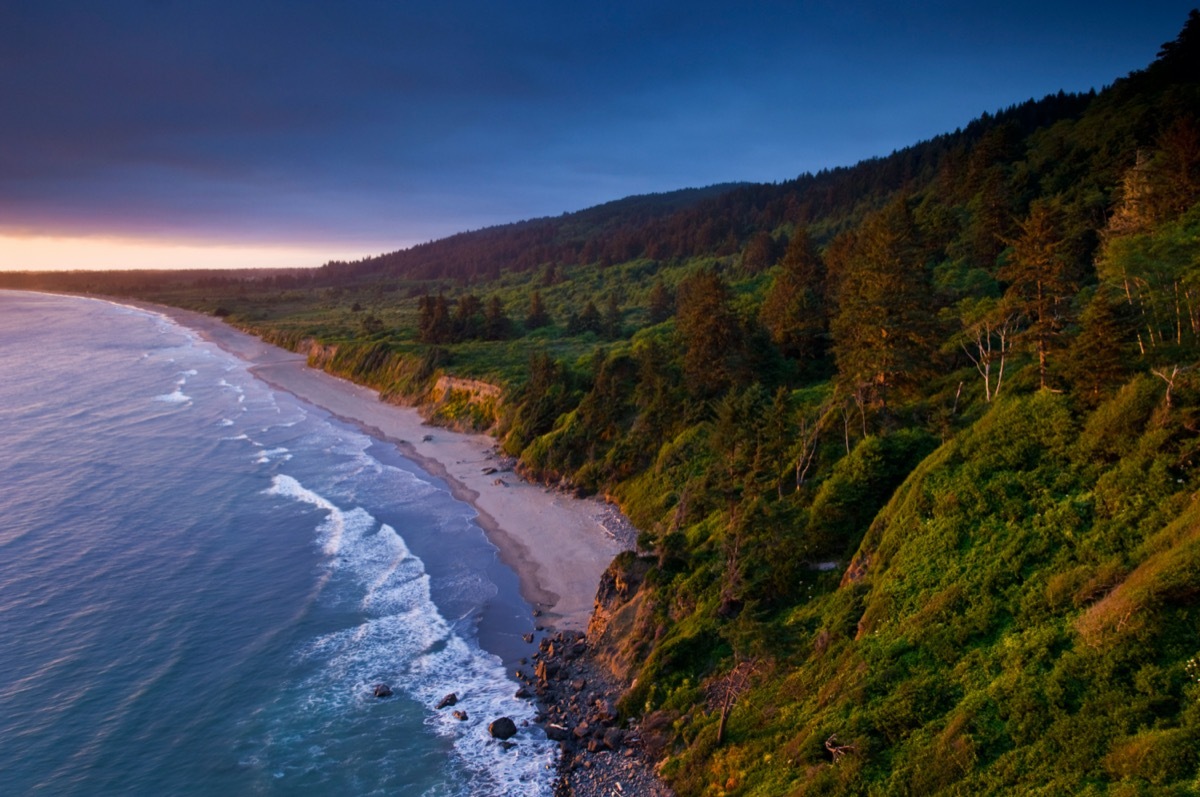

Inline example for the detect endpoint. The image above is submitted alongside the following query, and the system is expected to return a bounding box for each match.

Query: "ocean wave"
[154,387,191,404]
[254,447,292,465]
[264,473,554,795]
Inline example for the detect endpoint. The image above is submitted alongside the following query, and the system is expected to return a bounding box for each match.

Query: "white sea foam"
[154,387,191,404]
[265,474,350,556]
[152,364,199,404]
[218,419,234,427]
[265,473,555,796]
[254,447,292,465]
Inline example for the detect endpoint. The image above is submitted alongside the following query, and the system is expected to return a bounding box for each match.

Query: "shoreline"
[94,294,674,796]
[127,300,633,634]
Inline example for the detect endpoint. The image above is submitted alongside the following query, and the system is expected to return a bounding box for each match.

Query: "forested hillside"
[7,11,1200,794]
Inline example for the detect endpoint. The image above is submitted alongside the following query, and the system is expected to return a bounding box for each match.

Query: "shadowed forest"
[7,12,1200,794]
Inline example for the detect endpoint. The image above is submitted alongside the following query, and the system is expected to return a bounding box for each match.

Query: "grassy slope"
[657,384,1200,796]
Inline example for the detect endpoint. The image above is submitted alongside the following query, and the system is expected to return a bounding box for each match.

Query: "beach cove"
[3,291,581,794]
[0,291,672,796]
[140,301,633,635]
[138,302,676,796]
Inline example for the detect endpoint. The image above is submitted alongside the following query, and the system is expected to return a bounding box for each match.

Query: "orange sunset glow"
[0,235,372,272]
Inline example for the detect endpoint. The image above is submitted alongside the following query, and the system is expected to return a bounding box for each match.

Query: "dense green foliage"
[7,12,1200,794]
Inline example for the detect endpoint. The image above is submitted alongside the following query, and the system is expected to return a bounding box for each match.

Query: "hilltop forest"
[7,12,1200,794]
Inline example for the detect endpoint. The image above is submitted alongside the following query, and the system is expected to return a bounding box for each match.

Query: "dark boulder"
[436,692,457,709]
[489,717,518,740]
[452,710,469,721]
[373,683,393,698]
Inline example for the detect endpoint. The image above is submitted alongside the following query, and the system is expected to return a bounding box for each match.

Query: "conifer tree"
[647,279,674,324]
[484,295,511,340]
[602,293,622,339]
[828,197,934,411]
[760,227,827,363]
[573,300,604,333]
[631,337,684,450]
[1001,200,1077,389]
[740,230,778,273]
[417,294,451,344]
[676,269,744,399]
[1150,117,1200,220]
[1065,289,1128,403]
[453,293,484,341]
[525,290,550,329]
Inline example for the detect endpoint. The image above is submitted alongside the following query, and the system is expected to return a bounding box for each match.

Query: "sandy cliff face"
[587,552,656,684]
[302,339,504,432]
[426,375,503,432]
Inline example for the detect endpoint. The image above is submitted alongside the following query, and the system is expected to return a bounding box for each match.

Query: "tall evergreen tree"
[1065,289,1129,403]
[740,231,778,273]
[828,197,935,411]
[676,269,744,399]
[573,300,602,335]
[453,293,484,341]
[630,336,685,451]
[759,227,827,364]
[417,294,451,344]
[647,279,675,324]
[484,295,512,340]
[601,294,623,339]
[1001,200,1077,389]
[525,290,550,329]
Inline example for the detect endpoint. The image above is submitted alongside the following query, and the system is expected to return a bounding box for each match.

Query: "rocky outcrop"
[488,716,518,740]
[585,552,656,684]
[530,628,674,797]
[588,552,650,637]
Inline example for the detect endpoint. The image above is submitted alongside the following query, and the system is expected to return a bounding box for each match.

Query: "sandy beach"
[136,302,630,631]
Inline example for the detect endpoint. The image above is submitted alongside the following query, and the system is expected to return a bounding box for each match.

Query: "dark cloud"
[0,0,1194,255]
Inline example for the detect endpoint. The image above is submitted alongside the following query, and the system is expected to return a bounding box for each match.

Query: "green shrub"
[805,429,937,556]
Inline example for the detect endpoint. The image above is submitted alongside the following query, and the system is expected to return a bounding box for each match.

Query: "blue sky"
[0,1,1194,269]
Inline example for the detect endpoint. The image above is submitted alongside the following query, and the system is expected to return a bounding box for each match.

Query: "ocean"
[0,291,554,795]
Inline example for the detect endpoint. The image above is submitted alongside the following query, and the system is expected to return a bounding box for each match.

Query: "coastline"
[116,298,673,796]
[129,301,632,633]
